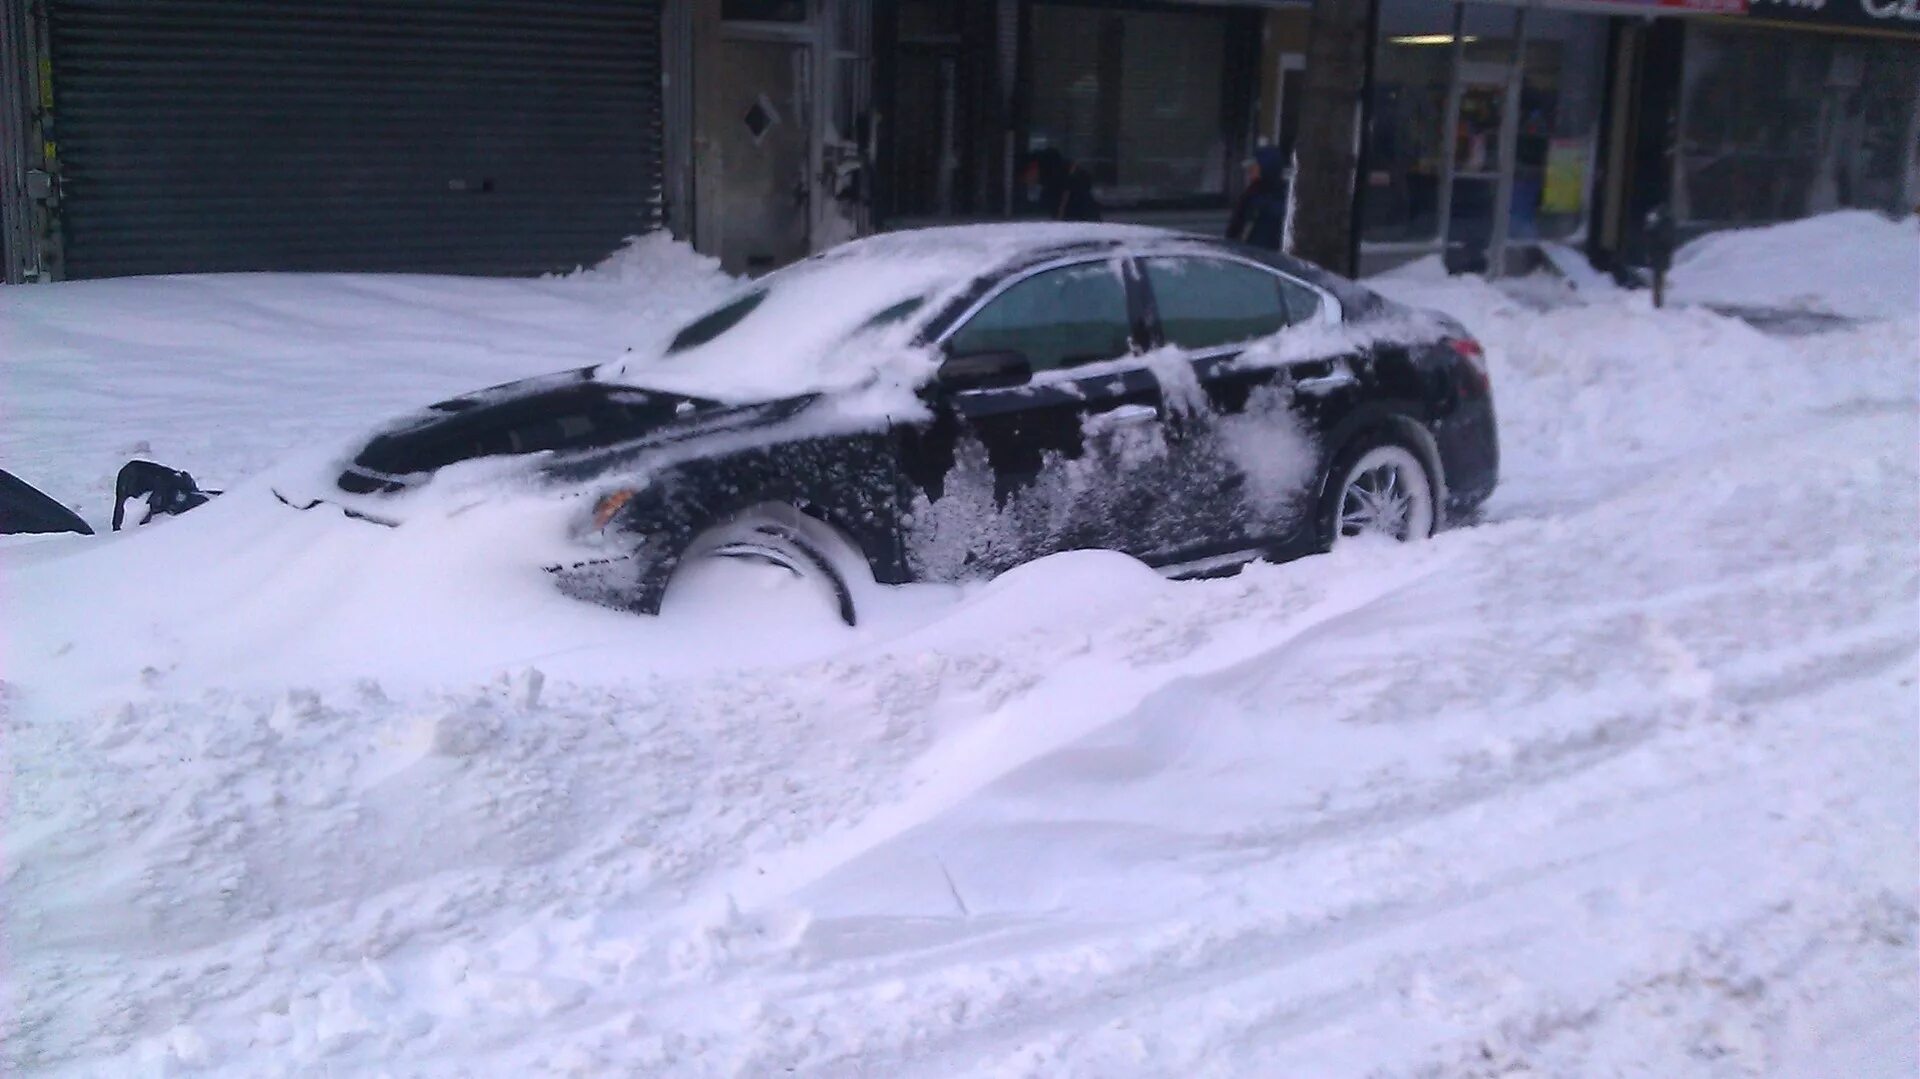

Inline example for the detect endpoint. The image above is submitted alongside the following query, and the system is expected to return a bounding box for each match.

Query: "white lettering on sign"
[1860,0,1920,18]
[1759,0,1920,19]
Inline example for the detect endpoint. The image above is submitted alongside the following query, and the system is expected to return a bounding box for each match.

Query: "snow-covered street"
[4,215,1916,1076]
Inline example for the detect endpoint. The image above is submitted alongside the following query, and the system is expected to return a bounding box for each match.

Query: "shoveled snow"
[1666,209,1918,321]
[3,214,1916,1077]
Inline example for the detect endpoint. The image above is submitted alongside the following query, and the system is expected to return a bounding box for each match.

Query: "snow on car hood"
[593,224,1166,407]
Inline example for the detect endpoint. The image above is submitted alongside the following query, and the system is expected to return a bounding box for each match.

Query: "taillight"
[1446,336,1485,366]
[1444,337,1490,397]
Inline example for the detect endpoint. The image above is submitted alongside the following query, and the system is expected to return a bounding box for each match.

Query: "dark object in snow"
[0,469,95,536]
[1444,241,1489,277]
[289,224,1499,628]
[113,460,217,530]
[1645,204,1676,309]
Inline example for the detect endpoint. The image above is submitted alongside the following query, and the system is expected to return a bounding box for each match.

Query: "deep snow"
[3,215,1916,1077]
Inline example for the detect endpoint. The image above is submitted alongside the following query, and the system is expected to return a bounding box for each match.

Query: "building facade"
[3,0,1914,284]
[675,0,1306,273]
[1357,0,1920,275]
[1,0,670,281]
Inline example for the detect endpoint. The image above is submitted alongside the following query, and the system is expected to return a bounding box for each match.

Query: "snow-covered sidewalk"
[3,216,1916,1076]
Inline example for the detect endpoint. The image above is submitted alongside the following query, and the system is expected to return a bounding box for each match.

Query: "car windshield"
[597,253,976,403]
[855,295,927,332]
[666,290,768,354]
[666,290,924,358]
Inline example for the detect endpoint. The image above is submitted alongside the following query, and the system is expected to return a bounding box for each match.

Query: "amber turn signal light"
[592,489,635,530]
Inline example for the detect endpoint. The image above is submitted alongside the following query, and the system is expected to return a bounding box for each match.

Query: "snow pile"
[3,215,1917,1076]
[0,239,735,527]
[567,230,724,288]
[1372,254,1917,518]
[1667,210,1918,320]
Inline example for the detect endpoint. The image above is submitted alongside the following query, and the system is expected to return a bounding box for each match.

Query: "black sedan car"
[288,224,1497,624]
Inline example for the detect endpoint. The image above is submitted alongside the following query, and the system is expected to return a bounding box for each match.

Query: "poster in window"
[1542,138,1590,215]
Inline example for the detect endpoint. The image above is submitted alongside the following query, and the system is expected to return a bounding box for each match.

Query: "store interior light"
[1390,34,1478,46]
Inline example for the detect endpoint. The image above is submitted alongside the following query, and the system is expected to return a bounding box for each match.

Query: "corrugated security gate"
[46,0,664,278]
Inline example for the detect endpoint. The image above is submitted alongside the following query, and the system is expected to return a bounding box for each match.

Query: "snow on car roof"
[595,224,1175,406]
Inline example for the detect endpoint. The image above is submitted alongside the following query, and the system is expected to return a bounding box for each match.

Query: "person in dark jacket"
[1227,145,1289,249]
[1022,148,1103,222]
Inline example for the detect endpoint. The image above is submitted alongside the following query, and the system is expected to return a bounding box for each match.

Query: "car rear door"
[1135,253,1358,556]
[895,255,1205,579]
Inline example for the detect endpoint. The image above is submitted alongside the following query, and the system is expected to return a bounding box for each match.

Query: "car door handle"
[1292,358,1357,394]
[1085,403,1158,433]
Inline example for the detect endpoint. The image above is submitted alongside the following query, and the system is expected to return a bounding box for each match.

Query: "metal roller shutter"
[1,0,44,283]
[48,0,663,278]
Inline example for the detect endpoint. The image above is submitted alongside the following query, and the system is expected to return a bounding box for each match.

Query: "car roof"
[852,222,1382,332]
[595,224,1385,404]
[844,223,1384,327]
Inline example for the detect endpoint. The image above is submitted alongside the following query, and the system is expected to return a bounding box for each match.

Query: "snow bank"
[1668,210,1918,321]
[0,239,734,527]
[1371,259,1917,519]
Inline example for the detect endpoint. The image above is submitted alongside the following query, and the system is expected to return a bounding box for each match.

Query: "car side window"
[945,261,1132,374]
[1143,257,1294,351]
[1277,276,1323,323]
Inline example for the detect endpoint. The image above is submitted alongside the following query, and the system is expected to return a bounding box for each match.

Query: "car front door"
[1136,253,1356,555]
[895,256,1193,580]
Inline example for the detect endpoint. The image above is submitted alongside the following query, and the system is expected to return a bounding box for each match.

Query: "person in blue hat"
[1227,144,1289,250]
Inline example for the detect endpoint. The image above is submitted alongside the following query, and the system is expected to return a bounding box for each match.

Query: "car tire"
[1319,436,1437,549]
[668,504,865,626]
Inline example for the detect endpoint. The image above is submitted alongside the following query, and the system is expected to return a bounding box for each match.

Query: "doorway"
[690,0,870,275]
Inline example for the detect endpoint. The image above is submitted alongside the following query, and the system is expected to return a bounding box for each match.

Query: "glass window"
[946,262,1132,373]
[1027,6,1232,207]
[1144,258,1289,350]
[668,289,767,354]
[1278,277,1322,322]
[857,296,926,332]
[1363,1,1606,245]
[722,0,806,22]
[1676,25,1920,227]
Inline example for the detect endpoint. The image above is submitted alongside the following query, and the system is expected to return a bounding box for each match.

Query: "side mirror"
[112,459,217,531]
[936,349,1031,392]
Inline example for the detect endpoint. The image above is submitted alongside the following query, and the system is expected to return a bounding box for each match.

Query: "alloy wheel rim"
[1340,462,1417,541]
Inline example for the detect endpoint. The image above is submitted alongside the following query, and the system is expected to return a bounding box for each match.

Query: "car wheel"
[667,505,863,626]
[1323,439,1436,547]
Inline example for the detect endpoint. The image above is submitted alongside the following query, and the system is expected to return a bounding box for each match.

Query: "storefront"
[1672,14,1920,231]
[1356,0,1918,277]
[5,0,670,282]
[871,0,1308,237]
[1363,1,1611,259]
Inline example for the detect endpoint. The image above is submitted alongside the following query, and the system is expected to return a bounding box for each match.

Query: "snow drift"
[2,214,1915,1077]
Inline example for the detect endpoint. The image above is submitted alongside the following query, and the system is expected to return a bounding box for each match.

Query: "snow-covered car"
[287,224,1498,623]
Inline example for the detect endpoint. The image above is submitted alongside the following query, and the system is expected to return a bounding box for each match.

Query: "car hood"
[334,366,805,496]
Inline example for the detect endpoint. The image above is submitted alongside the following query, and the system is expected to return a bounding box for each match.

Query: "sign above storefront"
[1567,0,1751,15]
[1748,0,1920,35]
